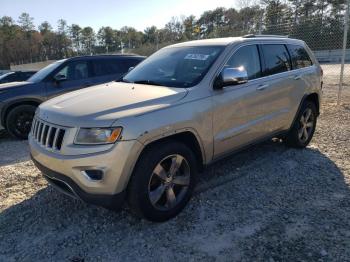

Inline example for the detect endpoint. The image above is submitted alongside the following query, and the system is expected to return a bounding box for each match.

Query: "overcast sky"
[1,0,239,31]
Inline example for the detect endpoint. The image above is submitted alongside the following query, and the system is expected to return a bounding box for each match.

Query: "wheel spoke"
[169,155,183,176]
[300,116,305,125]
[172,175,190,186]
[149,184,166,205]
[303,128,308,140]
[306,122,313,128]
[298,128,304,139]
[304,109,312,122]
[166,187,176,208]
[153,164,167,181]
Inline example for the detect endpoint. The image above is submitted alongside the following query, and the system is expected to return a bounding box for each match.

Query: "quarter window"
[287,45,313,69]
[225,45,261,80]
[261,44,291,76]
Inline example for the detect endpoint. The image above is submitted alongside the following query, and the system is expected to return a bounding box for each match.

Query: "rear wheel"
[6,105,36,139]
[285,100,317,148]
[127,141,197,222]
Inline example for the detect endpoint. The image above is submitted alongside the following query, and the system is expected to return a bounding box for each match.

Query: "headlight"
[75,127,123,145]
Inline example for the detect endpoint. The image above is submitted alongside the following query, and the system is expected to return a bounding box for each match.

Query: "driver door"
[212,44,270,157]
[46,60,93,99]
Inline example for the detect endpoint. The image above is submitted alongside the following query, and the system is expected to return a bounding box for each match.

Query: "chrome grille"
[31,118,66,151]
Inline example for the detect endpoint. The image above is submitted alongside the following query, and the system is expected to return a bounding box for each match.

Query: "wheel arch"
[137,130,205,172]
[1,99,41,128]
[289,92,320,131]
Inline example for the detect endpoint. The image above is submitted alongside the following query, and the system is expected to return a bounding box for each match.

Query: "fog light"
[82,170,104,181]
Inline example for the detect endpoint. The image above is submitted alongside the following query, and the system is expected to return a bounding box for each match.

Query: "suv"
[0,55,145,139]
[0,71,37,84]
[30,36,322,222]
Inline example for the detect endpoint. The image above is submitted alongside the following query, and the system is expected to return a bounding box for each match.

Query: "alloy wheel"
[148,154,190,211]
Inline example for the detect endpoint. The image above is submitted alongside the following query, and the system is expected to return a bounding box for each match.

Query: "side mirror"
[128,67,135,72]
[53,74,67,83]
[214,67,248,90]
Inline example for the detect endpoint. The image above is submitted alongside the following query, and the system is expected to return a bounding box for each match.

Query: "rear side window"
[287,44,313,69]
[225,45,261,80]
[93,59,123,77]
[261,44,291,76]
[120,58,143,72]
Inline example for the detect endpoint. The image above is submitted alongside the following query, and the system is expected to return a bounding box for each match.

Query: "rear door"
[257,43,296,133]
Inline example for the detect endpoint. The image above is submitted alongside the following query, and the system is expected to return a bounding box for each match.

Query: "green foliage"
[0,2,349,69]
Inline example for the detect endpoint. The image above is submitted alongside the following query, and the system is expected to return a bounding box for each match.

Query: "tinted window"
[93,59,124,77]
[55,61,89,81]
[287,45,313,69]
[123,46,224,88]
[262,44,291,76]
[120,58,143,72]
[225,45,261,80]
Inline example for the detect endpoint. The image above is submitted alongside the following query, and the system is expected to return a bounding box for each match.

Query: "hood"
[38,82,188,127]
[0,81,32,91]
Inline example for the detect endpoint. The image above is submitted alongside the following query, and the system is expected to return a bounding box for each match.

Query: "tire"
[6,105,36,139]
[127,140,198,222]
[285,100,317,148]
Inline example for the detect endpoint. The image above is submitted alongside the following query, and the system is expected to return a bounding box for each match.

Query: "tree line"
[0,0,349,69]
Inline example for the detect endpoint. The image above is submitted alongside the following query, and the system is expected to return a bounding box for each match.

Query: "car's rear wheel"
[6,105,36,139]
[285,100,317,148]
[127,141,197,222]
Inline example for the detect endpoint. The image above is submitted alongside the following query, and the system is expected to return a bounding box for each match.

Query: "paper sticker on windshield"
[184,54,210,61]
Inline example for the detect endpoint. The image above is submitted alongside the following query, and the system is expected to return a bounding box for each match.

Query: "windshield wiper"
[133,80,163,86]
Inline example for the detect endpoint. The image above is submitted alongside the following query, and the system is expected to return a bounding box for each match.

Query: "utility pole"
[337,0,350,105]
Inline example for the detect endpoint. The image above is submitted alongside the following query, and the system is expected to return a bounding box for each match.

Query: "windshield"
[28,60,66,83]
[123,46,224,88]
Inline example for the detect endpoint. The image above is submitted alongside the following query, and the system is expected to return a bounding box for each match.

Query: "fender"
[138,127,207,165]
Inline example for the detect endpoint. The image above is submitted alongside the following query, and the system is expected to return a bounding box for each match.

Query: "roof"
[68,54,146,61]
[167,35,304,48]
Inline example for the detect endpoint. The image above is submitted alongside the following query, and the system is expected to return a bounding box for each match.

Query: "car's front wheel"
[6,104,36,139]
[127,141,197,222]
[285,100,317,148]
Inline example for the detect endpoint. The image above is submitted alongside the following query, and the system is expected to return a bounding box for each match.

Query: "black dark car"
[0,71,37,84]
[0,54,145,139]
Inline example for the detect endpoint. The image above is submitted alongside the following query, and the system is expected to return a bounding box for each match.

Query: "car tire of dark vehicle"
[127,141,197,222]
[6,105,36,139]
[285,100,317,148]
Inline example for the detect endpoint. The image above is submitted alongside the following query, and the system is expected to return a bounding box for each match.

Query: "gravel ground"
[0,83,349,261]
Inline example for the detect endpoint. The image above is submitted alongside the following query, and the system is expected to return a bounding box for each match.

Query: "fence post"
[337,0,350,106]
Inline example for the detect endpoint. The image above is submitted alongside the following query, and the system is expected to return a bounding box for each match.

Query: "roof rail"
[243,34,288,38]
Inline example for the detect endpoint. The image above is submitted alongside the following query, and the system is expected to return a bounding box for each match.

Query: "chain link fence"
[255,2,350,104]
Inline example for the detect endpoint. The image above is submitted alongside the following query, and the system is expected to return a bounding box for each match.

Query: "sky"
[0,0,239,32]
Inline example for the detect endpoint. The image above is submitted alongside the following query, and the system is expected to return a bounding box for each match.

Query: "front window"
[123,46,224,88]
[28,59,66,83]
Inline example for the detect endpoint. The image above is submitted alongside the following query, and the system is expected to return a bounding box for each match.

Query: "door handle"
[294,75,302,80]
[257,84,269,91]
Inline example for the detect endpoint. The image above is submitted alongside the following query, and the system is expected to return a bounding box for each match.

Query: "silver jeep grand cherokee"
[30,35,322,221]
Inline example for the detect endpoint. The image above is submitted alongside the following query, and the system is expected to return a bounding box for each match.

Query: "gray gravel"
[0,84,349,261]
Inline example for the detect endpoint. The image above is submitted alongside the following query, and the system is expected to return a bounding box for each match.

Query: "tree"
[18,13,35,32]
[81,27,95,55]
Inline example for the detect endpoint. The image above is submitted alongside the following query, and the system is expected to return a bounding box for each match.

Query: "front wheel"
[127,141,198,222]
[6,105,36,139]
[285,101,317,148]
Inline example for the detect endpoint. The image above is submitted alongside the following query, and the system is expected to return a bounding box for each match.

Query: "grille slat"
[30,118,66,152]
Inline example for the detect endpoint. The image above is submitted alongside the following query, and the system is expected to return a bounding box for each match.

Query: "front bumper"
[29,135,143,197]
[32,156,126,209]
